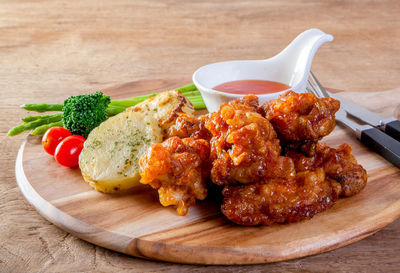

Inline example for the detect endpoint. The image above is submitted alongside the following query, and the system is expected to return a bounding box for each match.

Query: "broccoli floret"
[62,92,111,138]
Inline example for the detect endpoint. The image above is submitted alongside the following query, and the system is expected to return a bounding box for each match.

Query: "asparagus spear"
[21,84,200,113]
[21,103,63,112]
[109,93,158,108]
[109,85,199,108]
[8,114,62,136]
[107,105,127,115]
[22,113,63,122]
[31,121,63,135]
[9,83,205,136]
[175,83,198,93]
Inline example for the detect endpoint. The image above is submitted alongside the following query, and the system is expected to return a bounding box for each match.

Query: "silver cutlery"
[307,72,400,168]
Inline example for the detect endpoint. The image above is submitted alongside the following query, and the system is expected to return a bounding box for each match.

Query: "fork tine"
[307,77,322,98]
[309,72,330,98]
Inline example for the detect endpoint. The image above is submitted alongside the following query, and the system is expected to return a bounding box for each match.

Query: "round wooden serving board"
[16,79,400,265]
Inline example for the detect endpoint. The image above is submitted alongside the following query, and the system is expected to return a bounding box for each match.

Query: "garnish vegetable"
[62,92,110,138]
[54,135,86,168]
[42,126,72,155]
[8,83,205,136]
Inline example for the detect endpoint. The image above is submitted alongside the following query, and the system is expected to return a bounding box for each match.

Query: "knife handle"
[360,127,400,168]
[385,120,400,142]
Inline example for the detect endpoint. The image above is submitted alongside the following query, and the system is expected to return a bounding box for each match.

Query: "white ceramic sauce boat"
[192,28,333,112]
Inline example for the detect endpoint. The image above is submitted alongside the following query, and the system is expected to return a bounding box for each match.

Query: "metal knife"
[335,109,400,168]
[307,72,400,168]
[329,93,400,142]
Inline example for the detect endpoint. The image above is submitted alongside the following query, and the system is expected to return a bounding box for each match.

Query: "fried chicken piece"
[139,93,366,225]
[139,136,210,215]
[205,95,295,186]
[287,143,367,197]
[166,113,212,141]
[205,95,259,161]
[262,91,340,147]
[222,169,341,225]
[205,95,361,226]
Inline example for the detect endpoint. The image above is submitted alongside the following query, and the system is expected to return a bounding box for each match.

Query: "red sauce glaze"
[214,80,290,95]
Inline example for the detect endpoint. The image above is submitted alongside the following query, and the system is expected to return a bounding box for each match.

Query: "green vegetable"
[62,92,111,138]
[22,113,63,122]
[21,103,63,112]
[186,97,206,110]
[176,83,198,93]
[8,114,63,136]
[107,105,127,115]
[31,121,63,135]
[8,83,205,136]
[109,93,158,108]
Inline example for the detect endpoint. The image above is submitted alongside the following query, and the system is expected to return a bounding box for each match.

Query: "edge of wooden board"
[16,135,400,265]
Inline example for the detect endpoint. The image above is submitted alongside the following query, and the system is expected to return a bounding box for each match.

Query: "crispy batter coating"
[139,93,367,225]
[139,136,210,215]
[205,95,295,186]
[262,91,340,145]
[205,94,365,225]
[166,113,212,141]
[221,169,341,225]
[287,143,367,197]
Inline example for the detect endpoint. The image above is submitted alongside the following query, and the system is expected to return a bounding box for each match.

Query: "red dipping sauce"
[213,80,290,95]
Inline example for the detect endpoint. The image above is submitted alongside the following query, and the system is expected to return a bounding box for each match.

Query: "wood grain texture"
[1,0,400,271]
[14,81,400,265]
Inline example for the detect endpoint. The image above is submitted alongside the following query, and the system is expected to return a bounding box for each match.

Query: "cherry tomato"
[54,135,86,167]
[42,127,72,155]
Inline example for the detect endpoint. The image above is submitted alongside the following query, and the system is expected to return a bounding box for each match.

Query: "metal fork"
[307,72,400,168]
[307,72,331,98]
[307,72,362,137]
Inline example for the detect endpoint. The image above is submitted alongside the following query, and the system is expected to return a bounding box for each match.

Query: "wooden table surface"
[1,1,399,272]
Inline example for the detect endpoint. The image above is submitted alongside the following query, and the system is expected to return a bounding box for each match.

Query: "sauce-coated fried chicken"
[205,95,295,185]
[222,169,341,225]
[166,113,211,141]
[287,143,367,197]
[138,92,367,226]
[139,136,210,215]
[262,91,340,146]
